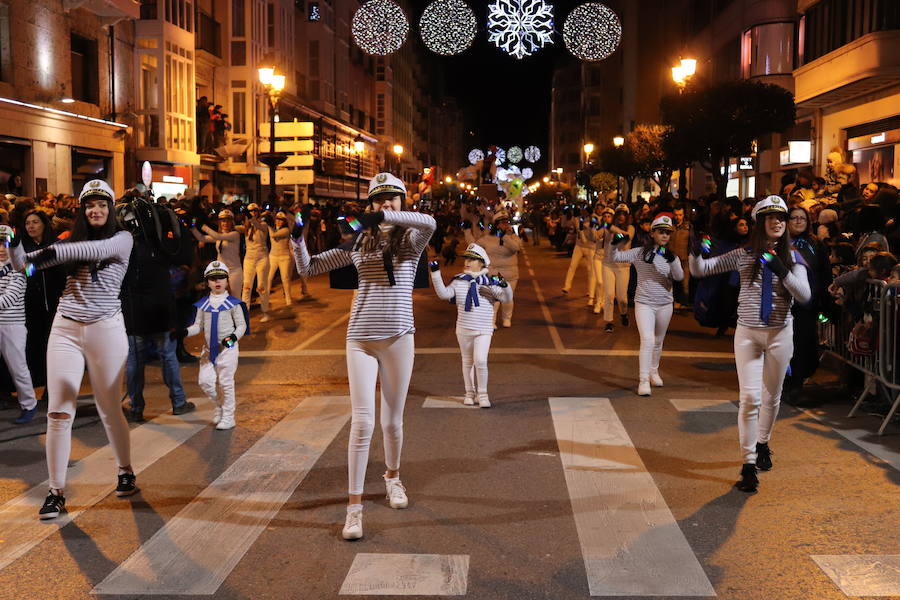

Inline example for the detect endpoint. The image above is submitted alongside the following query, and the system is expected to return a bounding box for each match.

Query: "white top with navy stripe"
[610,245,684,306]
[292,211,436,341]
[430,270,513,334]
[186,292,247,346]
[0,263,26,323]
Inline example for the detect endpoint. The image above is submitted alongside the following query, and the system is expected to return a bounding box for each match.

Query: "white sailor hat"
[751,195,788,221]
[204,261,230,278]
[367,172,407,199]
[651,213,675,231]
[79,179,115,204]
[492,209,510,222]
[218,209,235,220]
[614,203,630,214]
[246,203,261,211]
[460,242,490,267]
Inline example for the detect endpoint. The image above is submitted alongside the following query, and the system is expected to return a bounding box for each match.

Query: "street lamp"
[392,144,404,177]
[672,57,696,88]
[583,143,595,160]
[353,134,364,202]
[613,136,625,147]
[258,61,287,206]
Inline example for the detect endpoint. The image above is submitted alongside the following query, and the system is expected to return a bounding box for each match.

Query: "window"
[139,55,159,147]
[232,0,244,36]
[803,0,900,64]
[742,22,794,77]
[70,34,99,104]
[231,40,246,65]
[0,4,9,82]
[267,2,274,47]
[309,40,319,77]
[232,91,246,134]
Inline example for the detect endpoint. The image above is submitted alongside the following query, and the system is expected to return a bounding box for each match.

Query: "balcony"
[196,11,221,58]
[63,0,140,24]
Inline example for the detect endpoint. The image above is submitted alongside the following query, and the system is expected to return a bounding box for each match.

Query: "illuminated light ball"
[420,0,477,56]
[352,0,409,56]
[507,146,524,164]
[524,145,541,162]
[493,147,506,164]
[522,167,534,179]
[468,148,484,165]
[563,3,621,62]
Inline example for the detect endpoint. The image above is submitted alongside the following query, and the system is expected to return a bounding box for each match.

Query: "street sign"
[258,140,314,153]
[257,121,314,138]
[281,154,315,168]
[260,170,314,185]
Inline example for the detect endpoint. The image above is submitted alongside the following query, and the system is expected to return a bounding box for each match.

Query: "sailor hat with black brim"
[751,195,788,221]
[651,213,675,231]
[79,179,115,204]
[204,261,230,279]
[460,242,490,266]
[367,172,407,199]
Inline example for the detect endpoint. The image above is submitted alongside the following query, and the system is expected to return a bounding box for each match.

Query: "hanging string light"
[487,0,555,60]
[524,145,541,162]
[352,0,409,56]
[420,0,477,56]
[468,148,485,165]
[563,3,621,62]
[507,146,524,164]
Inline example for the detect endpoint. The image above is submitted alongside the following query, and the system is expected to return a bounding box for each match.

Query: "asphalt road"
[0,242,898,600]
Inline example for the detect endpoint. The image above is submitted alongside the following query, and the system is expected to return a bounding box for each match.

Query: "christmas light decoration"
[493,147,506,164]
[524,145,541,162]
[487,0,554,60]
[507,146,524,164]
[468,148,484,165]
[351,0,409,56]
[420,0,477,56]
[563,3,621,61]
[522,167,534,179]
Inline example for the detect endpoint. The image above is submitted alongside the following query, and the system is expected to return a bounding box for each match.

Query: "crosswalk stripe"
[812,555,900,597]
[339,554,469,596]
[422,396,478,409]
[0,399,214,571]
[669,398,738,413]
[92,396,351,596]
[549,397,716,597]
[241,347,735,358]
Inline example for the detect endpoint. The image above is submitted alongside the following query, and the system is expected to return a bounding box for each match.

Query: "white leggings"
[733,324,793,464]
[346,333,415,495]
[267,253,293,304]
[46,313,130,490]
[634,302,673,380]
[242,253,270,313]
[602,263,630,321]
[198,345,239,420]
[456,330,492,396]
[564,245,595,297]
[1,323,36,410]
[491,278,518,323]
[591,257,604,304]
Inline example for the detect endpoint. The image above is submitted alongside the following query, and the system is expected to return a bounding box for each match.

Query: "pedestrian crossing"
[0,394,896,598]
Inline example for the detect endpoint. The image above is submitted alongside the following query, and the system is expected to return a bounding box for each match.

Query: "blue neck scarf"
[451,273,492,311]
[192,294,250,364]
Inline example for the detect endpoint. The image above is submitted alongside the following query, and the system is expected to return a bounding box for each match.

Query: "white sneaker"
[649,371,664,387]
[212,406,222,425]
[259,314,271,323]
[463,394,475,406]
[637,380,651,396]
[215,417,236,430]
[384,476,408,509]
[477,394,491,408]
[501,319,512,327]
[587,298,594,307]
[342,505,364,540]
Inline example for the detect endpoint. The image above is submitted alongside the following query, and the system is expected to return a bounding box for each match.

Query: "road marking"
[422,396,478,409]
[549,397,716,597]
[242,347,734,359]
[92,396,351,596]
[339,554,469,596]
[812,555,900,597]
[670,398,738,413]
[292,311,350,351]
[0,399,213,571]
[796,408,900,473]
[523,251,566,353]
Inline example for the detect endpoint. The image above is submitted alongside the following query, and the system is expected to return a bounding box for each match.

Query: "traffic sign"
[258,140,313,153]
[257,121,314,138]
[260,170,314,185]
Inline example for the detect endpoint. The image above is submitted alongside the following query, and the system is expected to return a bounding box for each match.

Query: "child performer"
[609,214,683,396]
[690,196,810,493]
[430,243,512,408]
[181,261,249,430]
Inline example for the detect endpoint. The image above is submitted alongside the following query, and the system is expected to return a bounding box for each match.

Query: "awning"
[62,0,140,25]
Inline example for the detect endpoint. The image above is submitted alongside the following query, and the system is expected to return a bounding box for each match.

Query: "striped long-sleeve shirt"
[12,230,133,323]
[611,245,684,306]
[0,263,26,323]
[292,211,435,341]
[690,248,811,328]
[430,270,513,334]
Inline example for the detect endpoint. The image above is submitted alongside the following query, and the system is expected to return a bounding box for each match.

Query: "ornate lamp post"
[258,62,286,206]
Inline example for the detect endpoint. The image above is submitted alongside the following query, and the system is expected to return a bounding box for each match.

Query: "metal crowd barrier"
[818,279,900,435]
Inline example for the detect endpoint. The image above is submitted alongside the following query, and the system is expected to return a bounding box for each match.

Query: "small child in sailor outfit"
[430,243,512,407]
[183,261,249,430]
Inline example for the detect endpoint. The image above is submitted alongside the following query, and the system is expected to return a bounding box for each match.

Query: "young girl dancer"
[690,196,811,493]
[610,214,683,396]
[192,209,244,300]
[267,210,308,305]
[238,203,271,322]
[291,172,435,541]
[601,207,635,331]
[8,180,136,519]
[430,243,512,408]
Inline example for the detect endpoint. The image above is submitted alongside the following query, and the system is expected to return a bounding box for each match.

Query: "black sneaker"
[756,443,773,471]
[604,323,614,333]
[735,463,759,493]
[172,401,196,416]
[128,410,145,423]
[115,471,139,497]
[621,314,629,326]
[39,491,66,520]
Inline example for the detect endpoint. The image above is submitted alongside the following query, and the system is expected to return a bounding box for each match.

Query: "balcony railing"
[196,11,221,57]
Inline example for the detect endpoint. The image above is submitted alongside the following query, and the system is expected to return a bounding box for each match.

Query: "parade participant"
[291,172,435,541]
[7,179,137,519]
[238,203,271,322]
[429,243,512,408]
[179,261,248,430]
[191,209,244,301]
[601,207,634,331]
[609,214,683,396]
[471,209,521,327]
[690,196,811,493]
[266,210,305,306]
[562,207,598,306]
[0,227,38,423]
[591,207,613,314]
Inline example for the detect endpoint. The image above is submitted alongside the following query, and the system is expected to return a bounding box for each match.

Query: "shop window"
[70,34,99,104]
[71,148,110,195]
[0,142,26,195]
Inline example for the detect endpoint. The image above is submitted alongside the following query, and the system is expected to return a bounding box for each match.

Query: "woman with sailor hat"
[191,208,244,300]
[291,172,435,540]
[465,207,521,327]
[690,195,811,493]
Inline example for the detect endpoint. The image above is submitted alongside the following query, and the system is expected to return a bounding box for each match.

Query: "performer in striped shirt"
[291,172,435,541]
[7,179,137,520]
[690,196,811,493]
[610,213,683,397]
[0,229,37,424]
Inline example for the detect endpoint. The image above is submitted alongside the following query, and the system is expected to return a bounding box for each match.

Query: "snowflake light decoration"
[522,167,534,179]
[495,167,510,182]
[507,146,524,164]
[420,0,477,56]
[352,0,409,56]
[487,0,555,60]
[524,145,541,162]
[492,147,506,164]
[563,3,621,61]
[468,148,484,165]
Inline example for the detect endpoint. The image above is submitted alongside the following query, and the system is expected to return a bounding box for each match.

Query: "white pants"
[591,257,604,307]
[456,330,492,396]
[267,253,293,305]
[346,333,415,495]
[242,253,270,313]
[0,323,36,410]
[733,324,793,464]
[46,313,130,490]
[219,259,243,301]
[564,245,596,298]
[198,345,239,421]
[602,263,630,321]
[491,279,518,324]
[634,303,673,380]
